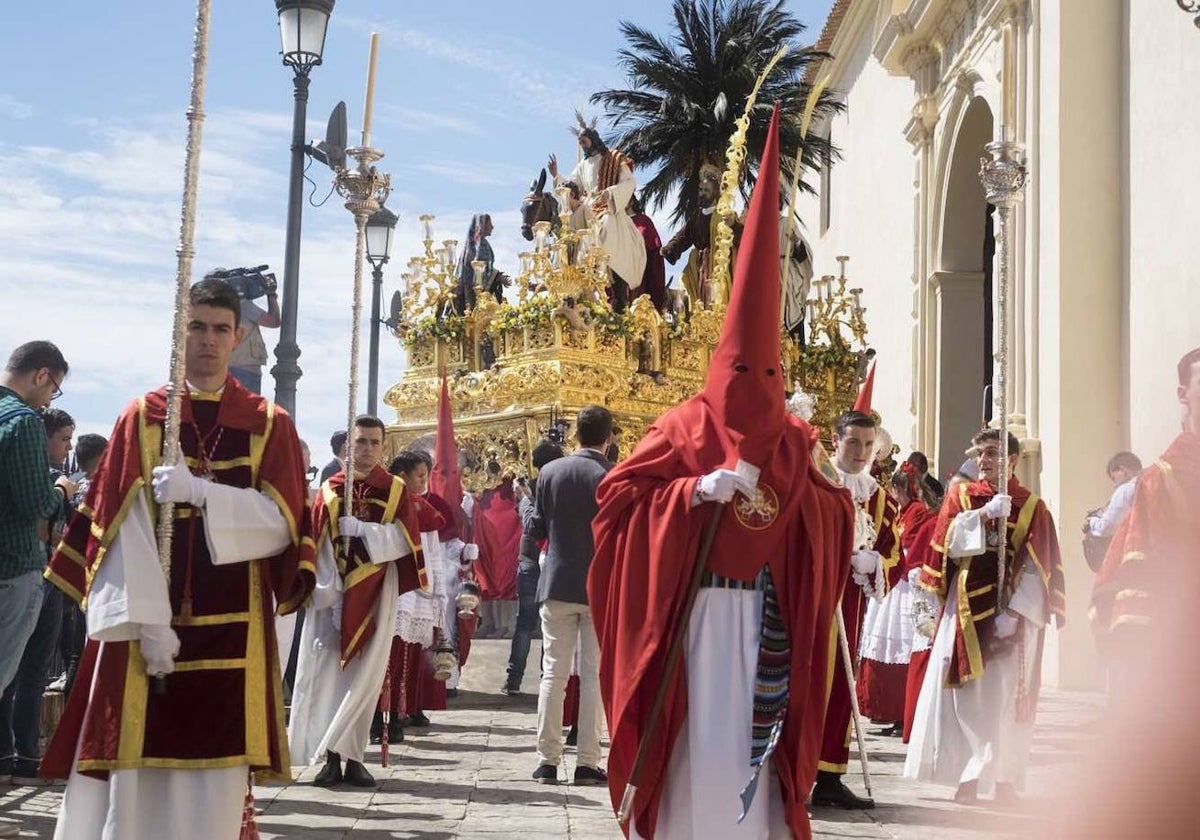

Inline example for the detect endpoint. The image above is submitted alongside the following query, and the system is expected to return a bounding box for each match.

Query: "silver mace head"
[979,140,1029,207]
[336,145,391,218]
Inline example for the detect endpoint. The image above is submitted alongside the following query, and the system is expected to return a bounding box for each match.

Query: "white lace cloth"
[858,578,916,664]
[395,531,447,646]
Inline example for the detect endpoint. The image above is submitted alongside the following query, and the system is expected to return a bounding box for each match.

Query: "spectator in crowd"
[0,344,75,788]
[215,267,280,394]
[59,433,107,697]
[0,408,75,786]
[1085,451,1143,539]
[505,438,565,695]
[523,405,613,786]
[321,430,348,484]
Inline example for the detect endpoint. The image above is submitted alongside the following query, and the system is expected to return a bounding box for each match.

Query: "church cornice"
[875,0,1025,80]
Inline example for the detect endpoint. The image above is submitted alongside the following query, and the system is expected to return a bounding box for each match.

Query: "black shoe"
[573,765,607,786]
[446,688,459,698]
[343,760,376,788]
[387,719,405,744]
[408,710,431,728]
[532,764,559,785]
[370,710,383,745]
[565,725,578,747]
[811,771,875,809]
[501,683,521,696]
[313,752,342,787]
[872,722,903,738]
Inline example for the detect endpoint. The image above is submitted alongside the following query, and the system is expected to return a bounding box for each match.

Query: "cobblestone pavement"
[0,639,1102,838]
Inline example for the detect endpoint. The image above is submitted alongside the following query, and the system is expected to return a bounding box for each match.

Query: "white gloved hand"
[139,624,181,676]
[916,615,938,639]
[851,549,880,575]
[462,543,479,562]
[338,515,365,538]
[851,571,871,588]
[696,469,754,505]
[993,611,1019,639]
[982,493,1012,522]
[152,453,206,507]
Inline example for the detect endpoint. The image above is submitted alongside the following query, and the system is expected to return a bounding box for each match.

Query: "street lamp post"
[271,0,335,416]
[365,204,398,415]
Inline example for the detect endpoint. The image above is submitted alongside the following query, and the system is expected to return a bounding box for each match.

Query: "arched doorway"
[931,97,995,480]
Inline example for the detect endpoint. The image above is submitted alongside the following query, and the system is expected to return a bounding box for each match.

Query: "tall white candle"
[1001,26,1015,139]
[362,32,380,147]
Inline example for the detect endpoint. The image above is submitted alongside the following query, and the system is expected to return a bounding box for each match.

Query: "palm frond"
[591,0,843,227]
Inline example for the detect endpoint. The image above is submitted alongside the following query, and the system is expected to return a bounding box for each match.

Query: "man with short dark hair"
[0,341,74,816]
[813,409,899,809]
[505,437,565,695]
[289,415,425,789]
[321,430,348,484]
[1084,451,1143,541]
[0,408,74,788]
[41,278,312,839]
[1092,348,1200,717]
[906,429,1065,804]
[525,405,613,785]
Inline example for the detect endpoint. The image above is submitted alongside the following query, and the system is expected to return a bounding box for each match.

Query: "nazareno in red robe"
[588,399,853,840]
[473,480,521,601]
[42,378,312,781]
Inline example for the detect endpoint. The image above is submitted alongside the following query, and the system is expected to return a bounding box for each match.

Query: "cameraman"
[208,267,280,394]
[503,436,565,695]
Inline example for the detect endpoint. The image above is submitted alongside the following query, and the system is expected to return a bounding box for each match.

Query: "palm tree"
[592,0,842,226]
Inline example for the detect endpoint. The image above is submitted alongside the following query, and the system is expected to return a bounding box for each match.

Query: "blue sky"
[0,0,833,455]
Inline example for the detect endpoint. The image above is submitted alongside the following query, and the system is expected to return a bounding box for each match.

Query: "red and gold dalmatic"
[306,464,425,667]
[818,484,899,773]
[1091,431,1200,655]
[919,477,1065,687]
[42,378,311,781]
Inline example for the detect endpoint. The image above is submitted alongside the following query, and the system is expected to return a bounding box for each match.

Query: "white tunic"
[395,531,446,647]
[557,153,647,288]
[630,589,791,840]
[54,486,292,840]
[904,508,1048,795]
[287,522,413,765]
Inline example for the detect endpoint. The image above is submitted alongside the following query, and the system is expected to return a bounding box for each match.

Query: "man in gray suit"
[520,405,613,786]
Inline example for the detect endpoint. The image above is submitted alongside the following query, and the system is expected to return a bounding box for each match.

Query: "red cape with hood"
[588,105,854,840]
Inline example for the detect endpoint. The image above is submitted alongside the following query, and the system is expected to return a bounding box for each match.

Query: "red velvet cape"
[588,396,853,840]
[473,481,521,600]
[1092,431,1200,655]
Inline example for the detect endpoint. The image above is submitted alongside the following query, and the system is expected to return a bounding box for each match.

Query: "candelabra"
[805,256,868,348]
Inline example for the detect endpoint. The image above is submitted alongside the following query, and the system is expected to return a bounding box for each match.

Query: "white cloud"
[379,106,483,136]
[0,94,32,119]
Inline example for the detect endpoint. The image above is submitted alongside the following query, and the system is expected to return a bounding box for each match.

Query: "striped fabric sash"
[738,565,791,820]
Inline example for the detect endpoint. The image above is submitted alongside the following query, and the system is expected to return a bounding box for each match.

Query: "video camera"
[207,265,276,301]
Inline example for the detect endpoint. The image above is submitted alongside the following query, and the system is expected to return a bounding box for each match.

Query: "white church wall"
[1124,1,1200,460]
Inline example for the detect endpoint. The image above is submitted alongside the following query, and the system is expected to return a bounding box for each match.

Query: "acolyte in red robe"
[819,484,899,772]
[588,405,853,840]
[307,464,424,666]
[1091,431,1200,680]
[918,478,1065,689]
[856,499,930,725]
[42,378,311,781]
[901,512,942,743]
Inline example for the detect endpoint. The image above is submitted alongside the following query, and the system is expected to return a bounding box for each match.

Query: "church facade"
[795,0,1200,687]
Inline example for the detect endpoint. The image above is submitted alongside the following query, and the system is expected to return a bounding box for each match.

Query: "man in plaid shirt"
[0,340,74,835]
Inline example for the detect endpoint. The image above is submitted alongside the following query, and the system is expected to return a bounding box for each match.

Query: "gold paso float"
[380,206,874,490]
